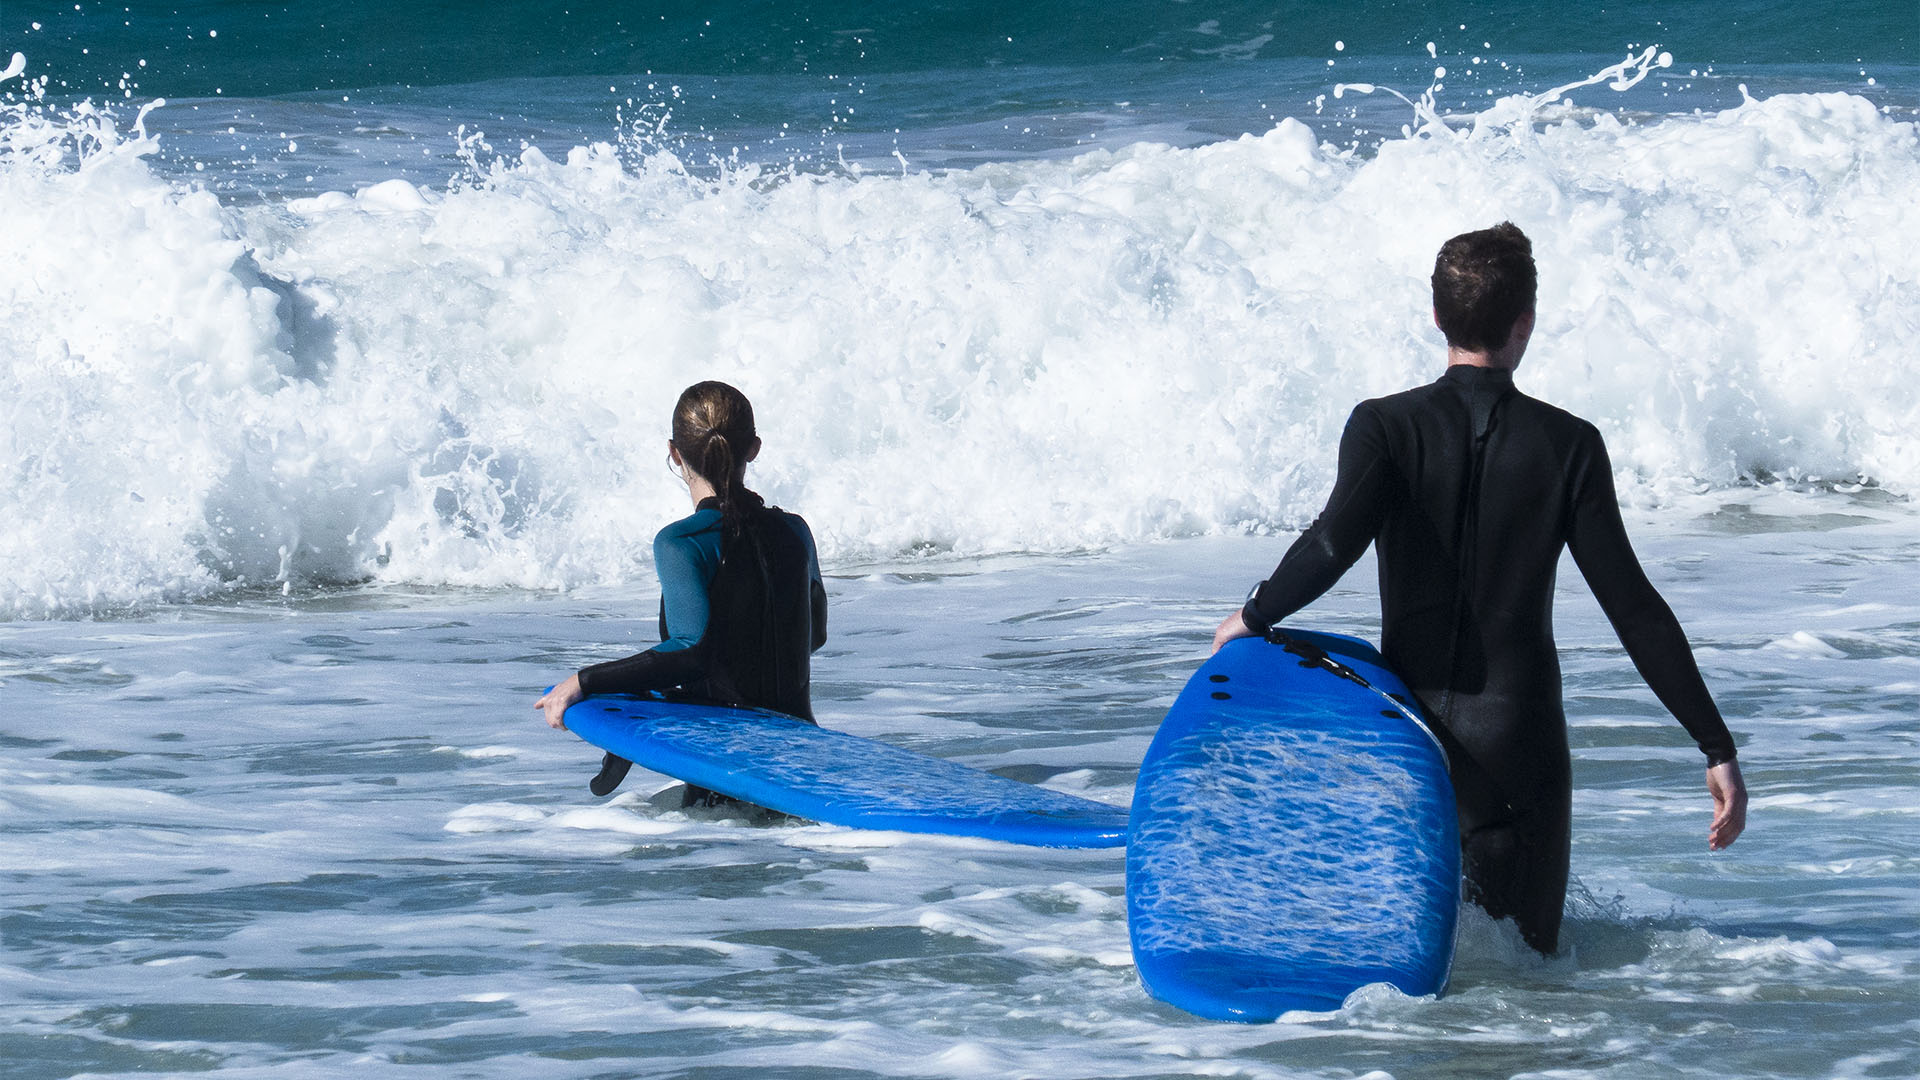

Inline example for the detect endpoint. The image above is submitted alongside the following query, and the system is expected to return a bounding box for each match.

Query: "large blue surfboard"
[1126,630,1459,1020]
[561,694,1129,848]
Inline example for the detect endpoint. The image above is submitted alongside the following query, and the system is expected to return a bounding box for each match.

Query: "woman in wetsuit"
[535,380,828,805]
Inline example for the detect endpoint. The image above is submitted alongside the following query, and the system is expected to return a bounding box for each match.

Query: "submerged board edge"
[561,693,1130,849]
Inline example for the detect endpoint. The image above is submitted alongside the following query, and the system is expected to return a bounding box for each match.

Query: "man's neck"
[1446,347,1516,370]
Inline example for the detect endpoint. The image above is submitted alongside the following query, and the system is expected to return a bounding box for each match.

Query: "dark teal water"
[8,0,1912,190]
[11,0,1913,96]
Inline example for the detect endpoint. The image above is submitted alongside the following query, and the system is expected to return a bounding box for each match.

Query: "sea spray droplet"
[1,52,25,83]
[133,98,166,139]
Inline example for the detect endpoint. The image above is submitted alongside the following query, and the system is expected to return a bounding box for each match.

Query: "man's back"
[1233,364,1734,952]
[1368,367,1594,772]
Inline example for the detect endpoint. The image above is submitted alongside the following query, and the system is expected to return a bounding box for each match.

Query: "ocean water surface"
[3,1,1918,1077]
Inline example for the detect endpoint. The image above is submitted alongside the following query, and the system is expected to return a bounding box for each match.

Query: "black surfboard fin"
[589,752,633,797]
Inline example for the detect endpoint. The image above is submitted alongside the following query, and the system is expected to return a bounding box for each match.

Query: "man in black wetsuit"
[1212,222,1748,954]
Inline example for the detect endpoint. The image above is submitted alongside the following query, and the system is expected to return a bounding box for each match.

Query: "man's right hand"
[1707,759,1747,850]
[1212,610,1256,654]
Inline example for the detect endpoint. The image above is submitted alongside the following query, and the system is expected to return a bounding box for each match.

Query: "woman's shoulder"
[757,506,820,566]
[762,505,814,535]
[654,507,724,547]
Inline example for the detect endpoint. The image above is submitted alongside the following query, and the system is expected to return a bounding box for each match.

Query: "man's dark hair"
[1432,222,1537,352]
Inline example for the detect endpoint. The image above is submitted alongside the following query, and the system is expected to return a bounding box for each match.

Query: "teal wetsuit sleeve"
[1243,403,1390,633]
[652,526,713,654]
[1565,427,1736,765]
[574,514,721,697]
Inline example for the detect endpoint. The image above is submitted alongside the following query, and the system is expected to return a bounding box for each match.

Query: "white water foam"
[4,81,1917,615]
[3,529,1916,1078]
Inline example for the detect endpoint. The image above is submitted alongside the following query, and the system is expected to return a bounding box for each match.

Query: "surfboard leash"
[1265,630,1451,765]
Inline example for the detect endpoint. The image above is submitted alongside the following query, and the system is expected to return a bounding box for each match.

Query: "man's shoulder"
[1366,382,1436,408]
[1506,391,1604,441]
[1364,375,1509,410]
[1363,378,1607,453]
[1354,380,1452,422]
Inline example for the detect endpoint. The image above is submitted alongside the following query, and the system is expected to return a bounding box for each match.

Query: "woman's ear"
[746,437,763,464]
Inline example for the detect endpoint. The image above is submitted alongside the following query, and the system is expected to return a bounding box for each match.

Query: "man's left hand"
[1707,759,1747,850]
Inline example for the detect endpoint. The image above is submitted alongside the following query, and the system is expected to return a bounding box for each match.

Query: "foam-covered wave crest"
[3,82,1917,614]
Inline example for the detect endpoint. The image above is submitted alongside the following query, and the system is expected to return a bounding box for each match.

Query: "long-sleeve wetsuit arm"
[575,527,713,695]
[575,642,706,698]
[652,528,711,654]
[1242,404,1392,634]
[1565,430,1737,765]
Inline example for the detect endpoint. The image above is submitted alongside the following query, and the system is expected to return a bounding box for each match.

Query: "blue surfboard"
[1126,630,1459,1020]
[560,694,1129,848]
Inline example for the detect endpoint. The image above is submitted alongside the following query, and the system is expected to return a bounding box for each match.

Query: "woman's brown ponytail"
[671,381,760,535]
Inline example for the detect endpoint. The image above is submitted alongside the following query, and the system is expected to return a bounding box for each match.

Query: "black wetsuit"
[1239,365,1735,953]
[576,495,828,803]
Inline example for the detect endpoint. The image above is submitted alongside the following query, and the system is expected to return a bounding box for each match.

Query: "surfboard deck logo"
[1126,630,1460,1020]
[562,693,1129,848]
